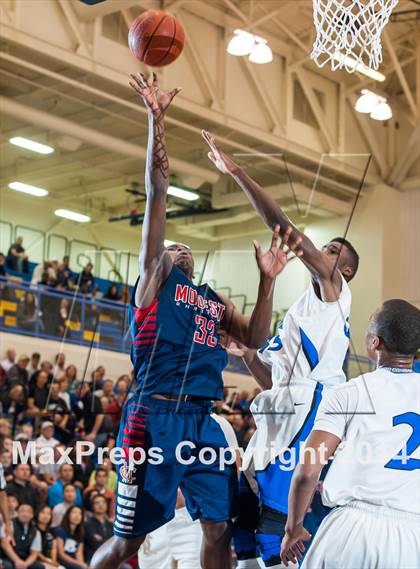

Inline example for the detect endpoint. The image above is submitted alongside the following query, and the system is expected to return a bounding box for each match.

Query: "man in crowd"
[6,237,29,273]
[6,464,37,512]
[1,503,43,569]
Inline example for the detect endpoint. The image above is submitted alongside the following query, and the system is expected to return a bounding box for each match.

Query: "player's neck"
[376,352,414,370]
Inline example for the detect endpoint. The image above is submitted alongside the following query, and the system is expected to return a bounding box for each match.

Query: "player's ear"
[340,264,353,281]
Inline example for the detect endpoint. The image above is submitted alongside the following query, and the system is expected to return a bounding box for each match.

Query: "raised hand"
[202,130,238,174]
[129,72,181,115]
[254,225,303,280]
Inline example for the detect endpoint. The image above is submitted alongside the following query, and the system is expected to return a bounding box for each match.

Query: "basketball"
[128,10,185,67]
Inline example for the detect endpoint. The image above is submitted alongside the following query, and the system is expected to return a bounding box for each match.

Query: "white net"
[311,0,399,73]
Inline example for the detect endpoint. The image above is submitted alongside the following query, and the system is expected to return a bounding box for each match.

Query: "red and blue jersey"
[129,265,228,400]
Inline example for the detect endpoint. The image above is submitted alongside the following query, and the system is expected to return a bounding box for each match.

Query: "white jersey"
[315,368,420,514]
[243,277,351,475]
[258,275,351,387]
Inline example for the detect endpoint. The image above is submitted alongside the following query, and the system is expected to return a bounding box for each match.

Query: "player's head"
[322,238,359,282]
[366,299,420,362]
[166,242,194,279]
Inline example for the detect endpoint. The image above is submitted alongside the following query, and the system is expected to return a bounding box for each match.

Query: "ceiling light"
[249,38,273,64]
[8,181,48,197]
[227,29,255,56]
[168,185,199,201]
[333,54,386,82]
[355,89,381,113]
[54,209,90,223]
[370,101,392,121]
[9,137,54,155]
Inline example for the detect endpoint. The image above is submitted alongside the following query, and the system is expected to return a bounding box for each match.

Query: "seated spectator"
[51,484,78,529]
[0,419,11,437]
[0,385,26,427]
[94,379,114,402]
[36,505,63,569]
[30,361,54,389]
[0,252,10,300]
[98,397,114,434]
[44,382,69,419]
[35,422,59,454]
[7,494,19,520]
[54,506,87,569]
[107,378,129,433]
[56,299,71,337]
[6,354,30,390]
[27,352,41,381]
[17,292,38,331]
[57,377,70,409]
[0,252,7,278]
[19,424,34,440]
[79,263,96,294]
[64,365,77,389]
[103,284,121,302]
[53,354,66,380]
[35,444,65,486]
[87,458,116,494]
[48,465,82,509]
[6,236,29,273]
[71,382,104,445]
[83,468,114,520]
[0,349,16,373]
[6,464,37,511]
[83,495,114,565]
[1,503,43,569]
[31,261,54,287]
[0,449,13,482]
[57,256,73,290]
[27,371,50,417]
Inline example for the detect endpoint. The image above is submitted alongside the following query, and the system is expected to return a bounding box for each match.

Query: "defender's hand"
[253,226,303,280]
[202,130,238,174]
[280,525,311,566]
[129,72,181,114]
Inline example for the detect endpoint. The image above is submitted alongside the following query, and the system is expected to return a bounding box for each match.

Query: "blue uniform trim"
[299,327,319,371]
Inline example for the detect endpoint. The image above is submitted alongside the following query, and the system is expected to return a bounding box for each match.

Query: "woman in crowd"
[54,506,87,569]
[17,291,37,331]
[36,505,64,569]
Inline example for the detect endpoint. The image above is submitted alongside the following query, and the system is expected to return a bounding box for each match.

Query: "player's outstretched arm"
[280,430,340,566]
[225,341,272,390]
[221,226,302,350]
[129,73,181,308]
[202,131,342,302]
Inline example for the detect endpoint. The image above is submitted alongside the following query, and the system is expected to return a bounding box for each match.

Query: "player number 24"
[193,315,218,347]
[384,412,420,471]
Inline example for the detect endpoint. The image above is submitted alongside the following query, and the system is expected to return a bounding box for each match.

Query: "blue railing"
[0,278,131,354]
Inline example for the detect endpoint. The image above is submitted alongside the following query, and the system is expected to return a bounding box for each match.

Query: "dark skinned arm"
[128,73,181,308]
[280,430,341,566]
[202,131,342,302]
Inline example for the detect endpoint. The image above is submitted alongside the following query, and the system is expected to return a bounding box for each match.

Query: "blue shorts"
[114,395,238,538]
[256,383,324,514]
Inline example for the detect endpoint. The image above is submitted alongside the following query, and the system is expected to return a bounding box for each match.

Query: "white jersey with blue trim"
[315,367,420,514]
[258,275,352,387]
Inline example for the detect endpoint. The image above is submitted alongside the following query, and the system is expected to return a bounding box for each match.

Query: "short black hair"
[373,300,420,355]
[331,237,359,277]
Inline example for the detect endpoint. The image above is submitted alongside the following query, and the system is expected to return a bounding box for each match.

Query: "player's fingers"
[270,225,280,249]
[281,225,293,249]
[129,74,144,90]
[132,72,146,87]
[152,72,158,85]
[139,72,149,85]
[128,80,143,96]
[169,87,182,101]
[208,151,217,165]
[292,544,303,561]
[296,540,306,553]
[202,130,212,146]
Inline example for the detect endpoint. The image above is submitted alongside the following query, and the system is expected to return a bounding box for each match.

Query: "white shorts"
[138,507,202,569]
[302,501,420,569]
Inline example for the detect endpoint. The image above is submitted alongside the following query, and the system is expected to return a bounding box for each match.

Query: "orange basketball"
[128,10,185,67]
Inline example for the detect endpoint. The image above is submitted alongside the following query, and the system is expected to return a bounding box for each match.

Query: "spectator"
[56,299,71,337]
[53,354,66,379]
[35,422,59,454]
[6,237,29,273]
[35,444,65,486]
[98,398,114,434]
[79,263,95,294]
[83,468,114,519]
[0,252,9,300]
[27,371,50,417]
[7,494,19,520]
[31,361,54,388]
[1,349,16,373]
[27,353,41,380]
[103,284,121,302]
[83,495,114,565]
[120,284,130,304]
[1,503,43,569]
[0,449,13,481]
[54,506,87,569]
[107,378,129,432]
[0,385,26,426]
[48,465,82,509]
[0,252,7,278]
[64,366,77,393]
[6,354,30,390]
[94,379,114,401]
[51,484,78,529]
[71,382,104,445]
[0,419,11,437]
[31,261,54,287]
[57,256,73,290]
[36,505,62,569]
[6,464,37,513]
[44,382,69,419]
[57,377,71,409]
[87,458,116,494]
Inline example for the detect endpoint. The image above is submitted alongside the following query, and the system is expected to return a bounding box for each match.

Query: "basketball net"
[311,0,399,73]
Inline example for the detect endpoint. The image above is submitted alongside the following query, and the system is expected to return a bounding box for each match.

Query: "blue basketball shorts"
[113,395,239,538]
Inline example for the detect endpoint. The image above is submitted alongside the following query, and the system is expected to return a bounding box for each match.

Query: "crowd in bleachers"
[0,346,258,568]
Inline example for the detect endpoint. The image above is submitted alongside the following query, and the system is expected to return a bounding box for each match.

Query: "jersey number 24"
[385,412,420,471]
